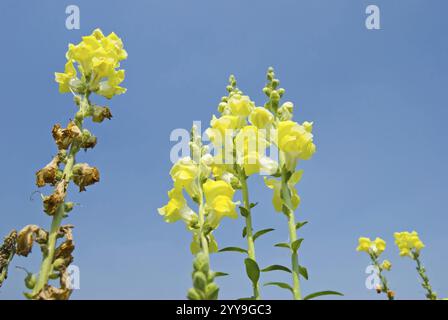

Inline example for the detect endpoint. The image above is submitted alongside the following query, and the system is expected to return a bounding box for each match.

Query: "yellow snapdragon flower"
[55,28,127,99]
[227,94,254,117]
[356,237,386,255]
[277,120,316,160]
[264,170,303,212]
[158,187,197,224]
[203,179,237,227]
[235,126,277,176]
[170,157,199,198]
[55,60,78,93]
[249,107,274,129]
[394,231,425,257]
[206,115,239,146]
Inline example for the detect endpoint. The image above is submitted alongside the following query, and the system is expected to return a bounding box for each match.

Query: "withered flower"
[80,129,97,149]
[52,121,81,150]
[16,225,48,257]
[72,163,100,192]
[53,225,75,272]
[0,230,17,287]
[43,181,67,215]
[35,156,62,187]
[92,106,112,123]
[37,284,72,300]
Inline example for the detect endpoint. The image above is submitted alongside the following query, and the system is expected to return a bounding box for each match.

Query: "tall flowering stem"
[11,28,128,299]
[357,237,394,300]
[394,231,437,300]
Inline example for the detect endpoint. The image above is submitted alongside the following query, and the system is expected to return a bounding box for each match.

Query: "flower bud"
[72,163,100,192]
[205,283,219,300]
[24,273,37,290]
[193,272,207,291]
[270,90,280,102]
[64,202,75,213]
[187,288,202,300]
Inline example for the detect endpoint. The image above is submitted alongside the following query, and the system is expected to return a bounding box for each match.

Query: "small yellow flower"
[381,260,392,271]
[203,179,237,227]
[170,157,199,198]
[158,187,197,224]
[277,120,316,160]
[206,115,239,146]
[227,94,254,117]
[54,60,77,93]
[394,231,425,257]
[264,170,303,212]
[356,237,386,255]
[248,107,274,129]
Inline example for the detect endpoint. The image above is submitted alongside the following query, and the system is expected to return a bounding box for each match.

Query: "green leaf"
[253,228,275,241]
[264,282,293,293]
[261,265,291,273]
[250,202,258,208]
[239,206,249,217]
[303,290,344,300]
[291,239,304,252]
[295,221,308,230]
[299,266,308,280]
[274,242,290,249]
[218,247,247,254]
[237,296,255,300]
[244,258,260,284]
[242,227,247,238]
[214,272,229,278]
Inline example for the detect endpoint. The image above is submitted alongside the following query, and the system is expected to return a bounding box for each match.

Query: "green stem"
[370,254,393,300]
[31,94,88,297]
[414,253,437,300]
[281,166,301,300]
[237,167,260,300]
[32,145,78,296]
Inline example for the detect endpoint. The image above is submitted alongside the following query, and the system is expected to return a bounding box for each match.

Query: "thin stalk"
[237,167,260,300]
[370,253,394,300]
[198,184,209,258]
[414,253,437,300]
[280,166,302,300]
[32,94,88,296]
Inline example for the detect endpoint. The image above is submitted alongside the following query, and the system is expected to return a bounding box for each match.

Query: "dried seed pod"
[92,106,112,123]
[42,181,67,215]
[79,129,97,149]
[52,121,81,150]
[72,163,100,192]
[35,156,62,187]
[0,230,17,287]
[16,225,48,257]
[37,284,72,300]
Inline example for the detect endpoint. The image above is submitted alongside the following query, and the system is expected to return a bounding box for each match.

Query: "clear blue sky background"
[1,0,447,300]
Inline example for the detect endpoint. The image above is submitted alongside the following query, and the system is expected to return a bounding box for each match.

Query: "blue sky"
[1,0,447,299]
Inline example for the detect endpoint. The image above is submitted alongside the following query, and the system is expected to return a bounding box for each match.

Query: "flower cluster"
[356,237,387,257]
[394,231,425,257]
[55,28,127,99]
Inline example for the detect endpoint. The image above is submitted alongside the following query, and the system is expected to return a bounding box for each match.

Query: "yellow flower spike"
[158,187,197,224]
[228,94,255,117]
[203,179,237,228]
[394,231,425,257]
[249,107,274,129]
[54,60,77,93]
[57,29,127,98]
